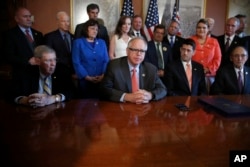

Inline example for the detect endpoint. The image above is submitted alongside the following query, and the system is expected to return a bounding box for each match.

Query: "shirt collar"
[181,60,192,67]
[127,60,140,71]
[225,34,235,41]
[19,26,31,34]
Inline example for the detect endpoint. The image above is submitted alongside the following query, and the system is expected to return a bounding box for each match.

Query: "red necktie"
[131,68,139,92]
[25,29,33,43]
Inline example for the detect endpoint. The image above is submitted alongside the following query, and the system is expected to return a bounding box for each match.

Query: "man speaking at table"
[100,37,167,104]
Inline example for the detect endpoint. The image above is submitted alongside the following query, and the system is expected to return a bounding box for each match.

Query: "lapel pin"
[142,74,145,77]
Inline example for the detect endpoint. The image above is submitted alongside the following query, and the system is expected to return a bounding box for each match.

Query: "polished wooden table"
[0,95,250,167]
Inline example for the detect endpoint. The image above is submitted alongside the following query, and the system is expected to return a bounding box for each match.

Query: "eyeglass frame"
[128,47,147,54]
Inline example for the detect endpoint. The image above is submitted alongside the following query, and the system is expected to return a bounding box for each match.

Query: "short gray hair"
[127,37,148,50]
[34,45,56,58]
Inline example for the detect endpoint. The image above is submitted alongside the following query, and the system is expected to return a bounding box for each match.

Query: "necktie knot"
[136,32,140,36]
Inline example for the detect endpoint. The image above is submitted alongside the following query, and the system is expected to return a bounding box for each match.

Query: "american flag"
[120,0,134,16]
[172,0,181,36]
[171,0,180,23]
[143,0,159,41]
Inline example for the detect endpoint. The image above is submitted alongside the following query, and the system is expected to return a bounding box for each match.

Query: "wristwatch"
[55,95,60,103]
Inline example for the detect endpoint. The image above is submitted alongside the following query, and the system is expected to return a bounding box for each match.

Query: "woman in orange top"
[190,19,221,76]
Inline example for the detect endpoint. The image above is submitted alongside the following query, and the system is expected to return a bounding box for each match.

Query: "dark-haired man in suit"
[131,15,147,40]
[210,46,250,95]
[165,38,207,96]
[100,37,167,103]
[3,7,44,79]
[163,20,184,62]
[144,24,171,85]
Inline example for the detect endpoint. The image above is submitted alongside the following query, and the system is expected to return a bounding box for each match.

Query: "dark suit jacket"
[210,64,250,95]
[74,22,109,50]
[163,35,184,62]
[3,26,43,77]
[11,64,74,102]
[164,59,207,96]
[216,34,243,67]
[144,40,171,70]
[100,57,167,102]
[44,29,74,73]
[242,36,250,67]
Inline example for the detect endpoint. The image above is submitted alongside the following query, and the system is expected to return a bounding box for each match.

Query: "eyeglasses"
[128,47,147,53]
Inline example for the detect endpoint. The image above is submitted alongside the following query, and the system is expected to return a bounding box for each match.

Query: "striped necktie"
[25,29,33,43]
[43,77,51,95]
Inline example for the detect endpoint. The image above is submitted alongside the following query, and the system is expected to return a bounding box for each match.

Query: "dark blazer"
[12,64,74,102]
[242,36,250,66]
[163,35,184,62]
[3,26,43,77]
[164,59,207,96]
[44,29,74,73]
[144,40,171,70]
[100,57,167,102]
[74,22,109,50]
[210,64,250,95]
[216,34,243,67]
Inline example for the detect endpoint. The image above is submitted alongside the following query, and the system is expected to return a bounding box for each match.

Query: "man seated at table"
[100,37,167,103]
[12,45,74,107]
[164,38,207,96]
[210,46,250,95]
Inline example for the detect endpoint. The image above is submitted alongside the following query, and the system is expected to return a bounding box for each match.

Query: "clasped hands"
[19,93,55,108]
[124,89,153,104]
[85,74,104,83]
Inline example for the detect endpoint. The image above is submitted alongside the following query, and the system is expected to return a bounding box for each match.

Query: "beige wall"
[27,0,227,36]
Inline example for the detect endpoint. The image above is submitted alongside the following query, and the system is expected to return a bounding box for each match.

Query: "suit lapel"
[177,60,190,91]
[191,62,197,91]
[16,26,34,52]
[56,30,69,53]
[243,67,249,93]
[139,64,147,89]
[121,58,132,92]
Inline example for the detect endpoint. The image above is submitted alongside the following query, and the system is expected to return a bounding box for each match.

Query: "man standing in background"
[74,3,109,50]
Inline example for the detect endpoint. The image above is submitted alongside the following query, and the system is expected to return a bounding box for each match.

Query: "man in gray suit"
[100,37,167,103]
[210,46,250,95]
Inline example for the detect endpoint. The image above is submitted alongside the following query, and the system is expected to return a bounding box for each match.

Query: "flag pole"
[177,0,179,11]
